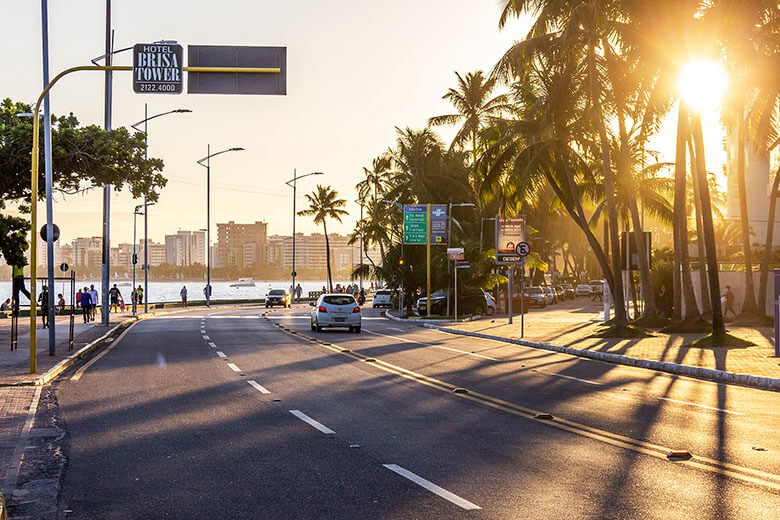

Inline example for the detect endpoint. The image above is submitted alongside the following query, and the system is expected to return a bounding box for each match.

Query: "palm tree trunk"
[736,106,758,314]
[688,137,712,315]
[588,45,627,328]
[323,221,333,291]
[691,113,726,335]
[758,163,780,315]
[673,105,701,320]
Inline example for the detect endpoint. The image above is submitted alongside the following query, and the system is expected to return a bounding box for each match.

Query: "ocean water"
[0,279,367,306]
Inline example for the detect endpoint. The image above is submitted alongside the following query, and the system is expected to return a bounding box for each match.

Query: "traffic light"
[399,258,404,265]
[132,253,138,265]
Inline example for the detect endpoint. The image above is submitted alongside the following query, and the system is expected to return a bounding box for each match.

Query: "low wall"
[689,271,775,316]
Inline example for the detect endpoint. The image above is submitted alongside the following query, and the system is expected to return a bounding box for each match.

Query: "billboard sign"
[430,205,447,244]
[495,214,526,265]
[133,42,183,94]
[447,248,465,260]
[187,45,286,95]
[403,205,427,244]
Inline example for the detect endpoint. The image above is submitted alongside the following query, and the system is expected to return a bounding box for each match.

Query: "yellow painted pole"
[426,204,431,316]
[183,66,281,73]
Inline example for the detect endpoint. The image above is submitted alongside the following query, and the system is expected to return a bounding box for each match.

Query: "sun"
[678,59,729,113]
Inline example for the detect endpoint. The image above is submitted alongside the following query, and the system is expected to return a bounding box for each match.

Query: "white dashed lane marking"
[216,351,227,358]
[247,380,271,394]
[289,410,335,434]
[382,464,481,510]
[226,363,241,372]
[208,342,217,349]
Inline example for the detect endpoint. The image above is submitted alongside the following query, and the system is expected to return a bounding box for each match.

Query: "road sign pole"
[520,256,525,337]
[508,268,513,325]
[454,265,458,321]
[426,204,431,317]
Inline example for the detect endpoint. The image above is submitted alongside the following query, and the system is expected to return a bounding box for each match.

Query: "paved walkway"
[452,299,780,379]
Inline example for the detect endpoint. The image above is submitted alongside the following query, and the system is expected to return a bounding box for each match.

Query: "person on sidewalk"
[723,285,737,317]
[108,284,122,313]
[57,293,66,314]
[11,265,30,316]
[38,286,49,328]
[136,285,144,306]
[80,287,91,323]
[295,283,302,303]
[1,298,10,311]
[88,285,99,321]
[180,286,188,307]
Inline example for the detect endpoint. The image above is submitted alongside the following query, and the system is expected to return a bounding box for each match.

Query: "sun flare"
[678,59,729,113]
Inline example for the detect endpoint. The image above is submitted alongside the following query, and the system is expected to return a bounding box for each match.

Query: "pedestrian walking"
[38,286,49,328]
[136,285,144,306]
[722,285,737,317]
[180,286,188,307]
[108,284,122,313]
[80,287,91,323]
[11,264,30,315]
[119,298,126,312]
[88,285,99,321]
[295,283,302,303]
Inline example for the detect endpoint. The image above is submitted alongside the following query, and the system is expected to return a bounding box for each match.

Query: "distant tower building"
[215,221,268,269]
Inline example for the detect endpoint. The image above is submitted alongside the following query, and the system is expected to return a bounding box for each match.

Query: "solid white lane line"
[364,329,498,361]
[202,335,211,340]
[658,397,743,415]
[208,342,218,349]
[548,372,603,386]
[247,380,271,394]
[382,464,481,510]
[388,327,405,332]
[216,351,227,358]
[289,410,335,434]
[226,363,241,372]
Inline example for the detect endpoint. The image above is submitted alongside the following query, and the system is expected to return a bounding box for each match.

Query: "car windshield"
[269,290,285,295]
[376,290,392,296]
[322,295,356,306]
[526,287,543,294]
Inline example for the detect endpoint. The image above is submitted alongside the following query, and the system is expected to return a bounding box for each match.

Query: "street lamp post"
[197,145,244,306]
[285,170,324,299]
[131,104,191,313]
[382,200,404,312]
[131,205,143,315]
[446,203,476,316]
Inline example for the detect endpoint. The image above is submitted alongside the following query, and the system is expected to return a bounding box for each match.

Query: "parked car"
[372,289,394,308]
[575,284,592,297]
[265,289,292,308]
[310,294,361,333]
[553,286,566,302]
[522,286,547,308]
[416,288,489,316]
[562,284,575,300]
[541,286,556,304]
[589,280,604,295]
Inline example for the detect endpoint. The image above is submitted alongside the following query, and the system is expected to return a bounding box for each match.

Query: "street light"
[131,104,191,313]
[197,145,245,306]
[286,170,324,298]
[447,202,476,316]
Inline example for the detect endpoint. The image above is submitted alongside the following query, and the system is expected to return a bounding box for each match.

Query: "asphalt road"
[55,304,780,519]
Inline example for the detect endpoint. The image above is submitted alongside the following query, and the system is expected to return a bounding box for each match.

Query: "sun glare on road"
[678,59,729,113]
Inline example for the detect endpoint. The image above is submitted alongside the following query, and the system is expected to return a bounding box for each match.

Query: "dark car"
[265,289,292,308]
[520,286,547,308]
[562,284,575,300]
[554,285,566,302]
[416,288,488,316]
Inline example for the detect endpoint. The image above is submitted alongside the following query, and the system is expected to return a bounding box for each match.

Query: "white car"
[310,294,362,333]
[372,289,393,308]
[575,284,592,297]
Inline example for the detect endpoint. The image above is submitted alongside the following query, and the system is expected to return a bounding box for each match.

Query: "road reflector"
[452,387,469,394]
[340,349,352,353]
[535,413,553,419]
[667,450,692,459]
[364,358,377,362]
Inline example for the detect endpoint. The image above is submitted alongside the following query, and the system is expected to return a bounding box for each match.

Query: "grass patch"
[631,315,671,329]
[684,332,755,349]
[661,318,712,334]
[590,325,653,338]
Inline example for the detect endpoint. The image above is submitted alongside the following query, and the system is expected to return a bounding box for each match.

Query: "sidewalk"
[450,299,780,379]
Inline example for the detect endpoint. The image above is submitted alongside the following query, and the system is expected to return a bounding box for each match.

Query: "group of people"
[76,285,101,323]
[655,284,738,318]
[322,283,366,304]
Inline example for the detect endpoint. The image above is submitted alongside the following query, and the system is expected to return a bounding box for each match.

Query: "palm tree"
[298,185,348,292]
[429,70,508,163]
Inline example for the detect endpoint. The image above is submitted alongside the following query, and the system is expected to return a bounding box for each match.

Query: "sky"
[1,0,725,246]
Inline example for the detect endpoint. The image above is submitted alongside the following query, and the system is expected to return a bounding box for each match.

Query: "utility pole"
[100,0,112,326]
[41,0,56,354]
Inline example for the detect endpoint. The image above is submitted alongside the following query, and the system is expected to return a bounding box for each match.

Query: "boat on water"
[230,277,256,287]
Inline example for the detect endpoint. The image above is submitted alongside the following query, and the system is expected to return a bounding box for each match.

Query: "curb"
[424,324,780,392]
[0,492,5,520]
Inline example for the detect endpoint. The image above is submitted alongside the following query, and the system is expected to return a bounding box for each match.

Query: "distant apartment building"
[165,230,206,266]
[266,233,380,272]
[214,221,267,269]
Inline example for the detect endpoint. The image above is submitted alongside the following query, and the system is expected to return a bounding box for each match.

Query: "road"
[55,304,780,519]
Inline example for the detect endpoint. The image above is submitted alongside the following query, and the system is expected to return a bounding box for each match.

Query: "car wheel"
[316,325,323,333]
[354,326,361,333]
[311,322,316,331]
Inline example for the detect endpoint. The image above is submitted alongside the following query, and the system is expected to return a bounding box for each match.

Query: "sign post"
[133,42,184,94]
[515,242,530,337]
[448,248,465,320]
[496,215,527,326]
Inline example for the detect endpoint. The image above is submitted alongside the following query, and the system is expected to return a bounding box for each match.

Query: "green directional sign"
[404,205,427,244]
